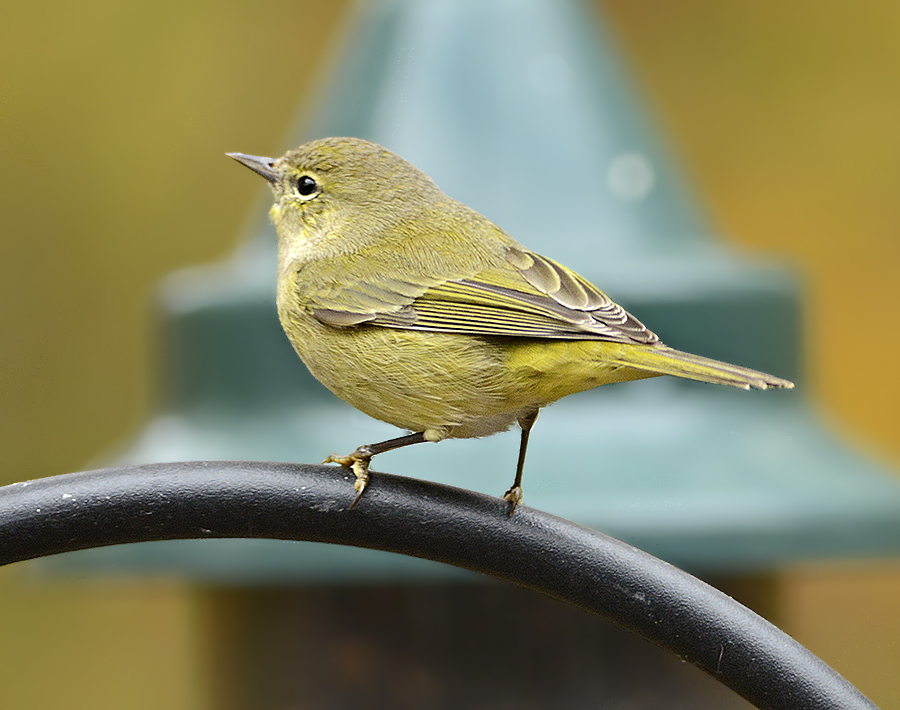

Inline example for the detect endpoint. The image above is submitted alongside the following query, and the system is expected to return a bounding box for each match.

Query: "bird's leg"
[324,431,428,508]
[504,410,539,514]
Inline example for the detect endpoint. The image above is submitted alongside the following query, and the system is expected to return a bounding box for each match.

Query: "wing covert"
[307,246,658,344]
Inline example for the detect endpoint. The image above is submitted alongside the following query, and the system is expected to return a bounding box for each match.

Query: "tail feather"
[611,345,795,391]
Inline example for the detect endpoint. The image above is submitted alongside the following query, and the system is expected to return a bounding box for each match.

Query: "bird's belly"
[278,309,656,441]
[280,310,525,438]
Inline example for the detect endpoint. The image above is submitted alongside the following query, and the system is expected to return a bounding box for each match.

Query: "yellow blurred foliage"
[0,565,199,709]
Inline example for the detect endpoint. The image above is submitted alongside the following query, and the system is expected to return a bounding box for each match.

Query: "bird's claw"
[503,485,523,516]
[323,449,372,509]
[322,453,354,468]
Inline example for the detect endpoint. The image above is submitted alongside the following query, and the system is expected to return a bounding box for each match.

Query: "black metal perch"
[0,461,878,710]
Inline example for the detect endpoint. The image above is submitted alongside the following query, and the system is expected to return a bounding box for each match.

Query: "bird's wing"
[309,246,658,344]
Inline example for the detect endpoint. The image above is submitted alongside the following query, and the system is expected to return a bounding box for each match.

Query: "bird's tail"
[608,344,794,391]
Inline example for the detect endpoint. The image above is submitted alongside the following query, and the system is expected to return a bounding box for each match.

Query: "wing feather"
[308,246,658,344]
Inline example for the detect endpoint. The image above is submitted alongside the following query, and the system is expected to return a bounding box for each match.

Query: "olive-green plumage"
[228,137,793,510]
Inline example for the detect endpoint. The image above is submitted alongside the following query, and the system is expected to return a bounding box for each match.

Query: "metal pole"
[0,462,879,710]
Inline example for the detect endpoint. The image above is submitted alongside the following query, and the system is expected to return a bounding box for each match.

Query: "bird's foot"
[323,447,373,509]
[503,485,523,516]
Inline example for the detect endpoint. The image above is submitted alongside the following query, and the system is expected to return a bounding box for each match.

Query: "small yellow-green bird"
[229,137,793,511]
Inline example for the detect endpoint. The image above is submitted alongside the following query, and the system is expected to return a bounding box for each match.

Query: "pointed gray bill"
[227,152,280,183]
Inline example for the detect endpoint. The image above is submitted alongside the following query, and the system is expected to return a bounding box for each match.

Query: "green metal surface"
[45,0,900,580]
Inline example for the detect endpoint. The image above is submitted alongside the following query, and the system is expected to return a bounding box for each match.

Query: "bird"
[228,137,794,512]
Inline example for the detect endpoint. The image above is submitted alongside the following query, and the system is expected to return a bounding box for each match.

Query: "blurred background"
[1,0,899,708]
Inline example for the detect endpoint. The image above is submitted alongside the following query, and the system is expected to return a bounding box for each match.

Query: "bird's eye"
[296,175,318,197]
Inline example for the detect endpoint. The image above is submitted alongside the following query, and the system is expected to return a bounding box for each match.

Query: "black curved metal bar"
[0,461,878,710]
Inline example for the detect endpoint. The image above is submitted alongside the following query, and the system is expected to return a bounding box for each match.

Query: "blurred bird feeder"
[83,0,900,574]
[41,0,900,706]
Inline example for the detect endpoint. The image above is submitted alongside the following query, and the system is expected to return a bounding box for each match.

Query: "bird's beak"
[226,152,280,183]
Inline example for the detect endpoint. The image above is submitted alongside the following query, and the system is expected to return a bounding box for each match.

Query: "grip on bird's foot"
[323,450,372,509]
[348,458,370,509]
[503,485,523,516]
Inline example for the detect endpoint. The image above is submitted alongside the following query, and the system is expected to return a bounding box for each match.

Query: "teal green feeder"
[53,0,900,581]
